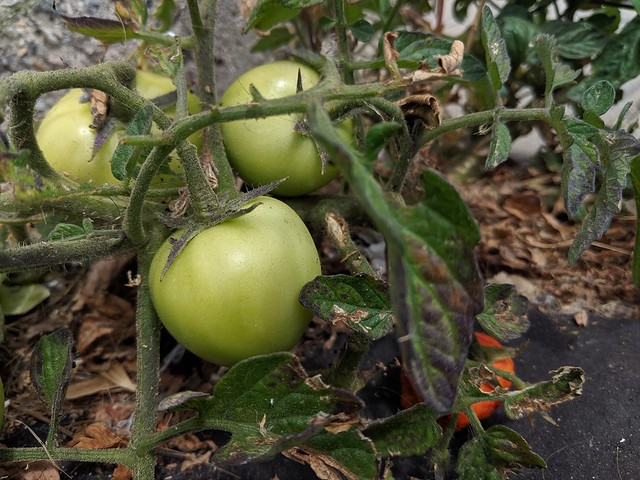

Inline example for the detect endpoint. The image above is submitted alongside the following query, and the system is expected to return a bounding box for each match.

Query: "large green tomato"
[149,196,320,366]
[36,70,199,186]
[220,61,351,197]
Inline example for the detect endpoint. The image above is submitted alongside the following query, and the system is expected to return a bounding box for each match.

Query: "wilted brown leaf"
[66,422,128,449]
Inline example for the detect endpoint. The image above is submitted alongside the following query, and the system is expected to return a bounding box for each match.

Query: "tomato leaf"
[307,103,484,414]
[503,366,584,420]
[299,274,394,341]
[457,425,546,478]
[480,6,511,99]
[534,35,580,104]
[568,130,640,263]
[362,404,441,457]
[53,3,140,44]
[581,80,616,116]
[456,436,505,480]
[568,17,640,102]
[0,283,50,316]
[476,284,529,342]
[111,105,153,181]
[561,119,600,217]
[152,0,177,32]
[485,121,511,170]
[245,0,324,32]
[541,20,606,60]
[170,352,377,478]
[392,32,486,81]
[30,328,75,425]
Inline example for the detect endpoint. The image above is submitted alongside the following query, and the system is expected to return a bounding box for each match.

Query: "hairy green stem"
[419,107,549,146]
[130,243,164,478]
[0,446,134,466]
[187,0,237,197]
[124,80,394,149]
[361,96,414,191]
[0,234,134,273]
[123,143,177,246]
[333,0,355,85]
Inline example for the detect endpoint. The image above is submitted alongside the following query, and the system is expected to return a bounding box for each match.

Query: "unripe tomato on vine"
[220,60,353,197]
[36,70,200,186]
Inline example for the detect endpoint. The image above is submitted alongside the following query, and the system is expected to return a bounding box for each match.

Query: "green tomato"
[36,71,199,186]
[149,196,320,366]
[220,61,352,197]
[37,89,126,185]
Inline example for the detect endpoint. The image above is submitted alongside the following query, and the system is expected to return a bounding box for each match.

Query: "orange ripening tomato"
[400,331,515,430]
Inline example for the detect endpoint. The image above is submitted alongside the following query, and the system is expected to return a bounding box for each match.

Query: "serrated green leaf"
[245,0,324,32]
[568,17,640,102]
[30,328,75,423]
[350,19,374,42]
[483,425,547,469]
[299,274,394,341]
[180,353,376,477]
[476,284,529,342]
[534,34,580,102]
[541,20,606,60]
[561,119,600,217]
[111,105,153,181]
[485,122,511,170]
[362,404,441,457]
[582,80,615,116]
[504,366,584,420]
[568,131,640,263]
[393,31,486,81]
[480,6,511,95]
[0,283,50,316]
[500,15,539,67]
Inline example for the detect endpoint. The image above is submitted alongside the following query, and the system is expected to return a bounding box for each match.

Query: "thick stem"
[130,242,164,479]
[0,234,133,273]
[0,446,134,466]
[187,0,237,196]
[333,0,355,85]
[419,108,549,146]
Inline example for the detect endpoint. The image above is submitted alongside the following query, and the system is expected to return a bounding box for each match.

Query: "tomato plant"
[220,60,352,197]
[149,196,321,366]
[35,70,198,186]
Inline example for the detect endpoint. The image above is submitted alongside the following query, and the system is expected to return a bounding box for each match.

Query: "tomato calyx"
[155,180,285,280]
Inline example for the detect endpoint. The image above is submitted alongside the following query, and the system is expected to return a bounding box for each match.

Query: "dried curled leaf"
[436,39,464,76]
[397,94,441,132]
